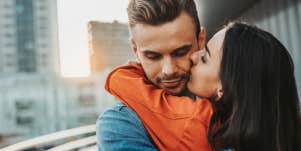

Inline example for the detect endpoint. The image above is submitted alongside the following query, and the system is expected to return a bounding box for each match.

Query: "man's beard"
[156,73,190,95]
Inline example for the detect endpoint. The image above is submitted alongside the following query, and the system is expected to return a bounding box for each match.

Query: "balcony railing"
[0,125,97,151]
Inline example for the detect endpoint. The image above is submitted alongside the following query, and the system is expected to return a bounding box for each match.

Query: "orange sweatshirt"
[105,62,213,151]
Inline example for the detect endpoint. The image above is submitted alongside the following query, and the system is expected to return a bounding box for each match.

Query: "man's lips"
[160,78,182,88]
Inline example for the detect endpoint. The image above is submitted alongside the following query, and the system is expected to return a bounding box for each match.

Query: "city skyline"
[57,0,129,77]
[0,0,122,147]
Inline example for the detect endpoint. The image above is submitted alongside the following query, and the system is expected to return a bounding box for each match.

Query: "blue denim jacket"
[97,102,231,151]
[97,102,158,151]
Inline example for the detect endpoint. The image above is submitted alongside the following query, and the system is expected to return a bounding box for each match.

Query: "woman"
[105,22,301,151]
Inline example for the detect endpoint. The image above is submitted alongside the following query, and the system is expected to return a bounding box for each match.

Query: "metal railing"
[0,125,97,151]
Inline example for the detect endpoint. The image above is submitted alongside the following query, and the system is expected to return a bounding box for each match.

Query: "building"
[0,0,62,146]
[0,0,60,75]
[88,20,134,73]
[0,1,119,147]
[57,71,116,129]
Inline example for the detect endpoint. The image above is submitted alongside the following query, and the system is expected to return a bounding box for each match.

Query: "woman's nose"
[190,51,199,65]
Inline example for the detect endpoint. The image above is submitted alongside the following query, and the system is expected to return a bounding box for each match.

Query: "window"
[15,101,34,111]
[39,16,47,21]
[15,0,37,73]
[78,95,96,106]
[15,100,35,126]
[4,33,14,38]
[3,4,12,9]
[3,24,10,28]
[5,43,15,47]
[6,61,14,67]
[39,25,47,30]
[40,43,48,48]
[3,14,13,19]
[15,4,24,14]
[39,5,47,11]
[16,116,33,126]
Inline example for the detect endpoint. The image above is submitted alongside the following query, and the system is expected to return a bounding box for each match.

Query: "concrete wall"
[240,0,301,97]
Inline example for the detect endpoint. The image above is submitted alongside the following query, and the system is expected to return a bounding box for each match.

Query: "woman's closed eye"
[201,52,208,63]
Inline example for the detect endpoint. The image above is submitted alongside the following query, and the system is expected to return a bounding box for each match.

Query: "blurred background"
[0,0,300,149]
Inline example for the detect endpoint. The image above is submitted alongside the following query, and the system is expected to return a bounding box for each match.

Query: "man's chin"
[163,85,186,96]
[156,78,188,95]
[165,89,181,95]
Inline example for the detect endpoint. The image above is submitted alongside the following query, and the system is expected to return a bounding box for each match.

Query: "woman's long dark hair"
[208,22,301,151]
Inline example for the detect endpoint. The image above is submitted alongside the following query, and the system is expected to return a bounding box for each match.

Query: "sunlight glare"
[57,0,129,77]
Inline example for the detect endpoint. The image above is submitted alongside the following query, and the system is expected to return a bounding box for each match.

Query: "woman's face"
[187,28,227,100]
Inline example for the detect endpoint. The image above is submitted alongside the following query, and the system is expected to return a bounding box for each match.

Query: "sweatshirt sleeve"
[104,63,200,117]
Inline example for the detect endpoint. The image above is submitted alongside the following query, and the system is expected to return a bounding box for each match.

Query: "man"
[97,0,205,150]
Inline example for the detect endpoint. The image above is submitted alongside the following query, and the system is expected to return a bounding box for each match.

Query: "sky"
[57,0,129,77]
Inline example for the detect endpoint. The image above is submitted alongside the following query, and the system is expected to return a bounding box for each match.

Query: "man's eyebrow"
[141,44,192,54]
[141,50,159,54]
[172,44,192,52]
[205,44,211,56]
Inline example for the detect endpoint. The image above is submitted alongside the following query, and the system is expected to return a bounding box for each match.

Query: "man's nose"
[162,58,177,76]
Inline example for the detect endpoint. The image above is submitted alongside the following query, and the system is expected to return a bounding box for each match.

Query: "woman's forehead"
[207,28,227,55]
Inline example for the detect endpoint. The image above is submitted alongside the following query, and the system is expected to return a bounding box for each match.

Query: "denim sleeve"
[97,102,158,151]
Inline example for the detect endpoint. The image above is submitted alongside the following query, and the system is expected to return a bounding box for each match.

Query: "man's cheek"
[179,62,191,72]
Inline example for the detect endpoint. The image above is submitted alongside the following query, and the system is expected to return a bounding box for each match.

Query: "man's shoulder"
[96,102,158,150]
[98,102,139,121]
[97,102,146,132]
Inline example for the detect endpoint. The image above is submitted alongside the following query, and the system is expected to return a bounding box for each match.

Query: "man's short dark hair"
[127,0,200,36]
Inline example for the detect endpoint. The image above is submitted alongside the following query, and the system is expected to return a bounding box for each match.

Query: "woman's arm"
[105,62,200,116]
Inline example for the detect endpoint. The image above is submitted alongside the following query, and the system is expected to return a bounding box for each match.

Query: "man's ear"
[130,38,137,53]
[130,38,140,62]
[198,26,206,49]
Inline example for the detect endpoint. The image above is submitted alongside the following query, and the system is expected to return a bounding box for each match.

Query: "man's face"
[130,12,204,95]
